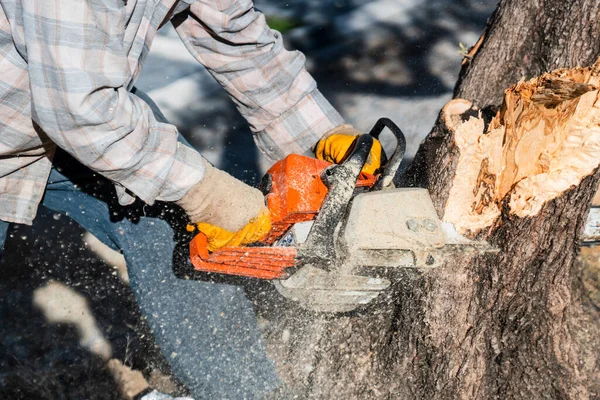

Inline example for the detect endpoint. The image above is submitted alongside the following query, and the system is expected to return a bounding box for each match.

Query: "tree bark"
[260,1,600,398]
[454,0,600,108]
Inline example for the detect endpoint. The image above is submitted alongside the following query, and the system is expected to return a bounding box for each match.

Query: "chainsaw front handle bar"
[368,117,407,190]
[298,134,374,271]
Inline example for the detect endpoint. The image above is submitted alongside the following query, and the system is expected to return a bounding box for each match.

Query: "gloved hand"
[314,124,383,175]
[177,159,271,252]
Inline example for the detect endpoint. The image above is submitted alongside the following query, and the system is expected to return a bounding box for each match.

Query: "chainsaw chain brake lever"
[368,118,407,190]
[297,118,406,269]
[298,134,374,271]
[277,134,392,312]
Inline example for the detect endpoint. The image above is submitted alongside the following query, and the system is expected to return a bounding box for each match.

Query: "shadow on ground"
[0,209,179,398]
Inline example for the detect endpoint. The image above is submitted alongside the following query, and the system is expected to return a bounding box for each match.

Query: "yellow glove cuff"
[190,208,272,252]
[314,133,383,175]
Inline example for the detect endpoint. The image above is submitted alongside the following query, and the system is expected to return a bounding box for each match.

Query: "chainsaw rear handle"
[368,117,407,190]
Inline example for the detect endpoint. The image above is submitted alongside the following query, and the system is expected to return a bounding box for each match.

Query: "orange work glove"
[177,159,271,251]
[314,124,383,175]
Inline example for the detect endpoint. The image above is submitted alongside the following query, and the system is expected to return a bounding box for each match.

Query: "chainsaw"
[189,118,495,312]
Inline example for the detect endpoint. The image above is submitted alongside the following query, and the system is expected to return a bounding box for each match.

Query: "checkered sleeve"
[172,0,345,162]
[23,0,205,205]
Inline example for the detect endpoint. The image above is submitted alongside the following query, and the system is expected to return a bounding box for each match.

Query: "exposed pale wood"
[461,33,485,66]
[441,63,600,236]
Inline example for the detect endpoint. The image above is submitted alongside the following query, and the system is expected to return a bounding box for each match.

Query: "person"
[0,0,382,398]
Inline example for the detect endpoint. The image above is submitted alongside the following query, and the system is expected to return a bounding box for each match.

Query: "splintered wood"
[441,61,600,236]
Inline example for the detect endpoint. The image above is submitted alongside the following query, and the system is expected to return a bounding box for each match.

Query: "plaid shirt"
[0,0,343,225]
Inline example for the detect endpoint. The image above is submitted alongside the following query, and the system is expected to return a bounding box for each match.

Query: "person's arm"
[171,0,345,162]
[23,0,205,205]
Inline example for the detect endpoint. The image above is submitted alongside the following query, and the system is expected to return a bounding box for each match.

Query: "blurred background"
[141,0,496,184]
[0,1,497,398]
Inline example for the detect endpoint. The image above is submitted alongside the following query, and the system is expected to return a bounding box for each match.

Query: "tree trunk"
[261,1,600,398]
[454,0,600,108]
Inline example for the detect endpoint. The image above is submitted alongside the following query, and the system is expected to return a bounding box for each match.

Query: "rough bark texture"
[454,0,600,108]
[259,1,600,399]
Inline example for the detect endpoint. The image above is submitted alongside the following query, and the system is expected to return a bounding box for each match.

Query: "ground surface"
[0,1,534,398]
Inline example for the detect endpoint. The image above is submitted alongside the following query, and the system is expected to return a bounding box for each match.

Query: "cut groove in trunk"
[440,62,600,237]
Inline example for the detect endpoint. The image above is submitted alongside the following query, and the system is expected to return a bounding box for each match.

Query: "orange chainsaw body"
[189,154,377,279]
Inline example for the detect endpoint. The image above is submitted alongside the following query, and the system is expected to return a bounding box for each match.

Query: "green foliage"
[266,16,303,34]
[457,42,470,56]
